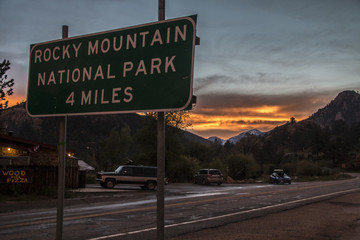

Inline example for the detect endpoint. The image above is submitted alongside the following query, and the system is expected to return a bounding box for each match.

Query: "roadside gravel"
[169,192,360,240]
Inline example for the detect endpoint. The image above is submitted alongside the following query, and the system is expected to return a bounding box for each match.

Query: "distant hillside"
[307,90,360,128]
[183,131,211,145]
[0,102,208,153]
[1,90,359,152]
[0,102,143,149]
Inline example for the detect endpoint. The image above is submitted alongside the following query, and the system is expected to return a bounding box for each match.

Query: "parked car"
[269,169,291,184]
[96,165,162,190]
[194,169,223,185]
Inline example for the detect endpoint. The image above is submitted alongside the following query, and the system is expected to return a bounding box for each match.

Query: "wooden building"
[0,134,79,193]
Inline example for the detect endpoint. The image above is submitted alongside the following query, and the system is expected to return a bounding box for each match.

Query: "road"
[0,175,359,240]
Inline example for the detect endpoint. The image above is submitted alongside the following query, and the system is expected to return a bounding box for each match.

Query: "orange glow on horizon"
[187,106,308,139]
[255,105,280,114]
[4,95,308,140]
[189,114,290,128]
[3,95,26,107]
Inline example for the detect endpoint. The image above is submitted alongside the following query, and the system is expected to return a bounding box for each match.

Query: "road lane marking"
[88,188,360,240]
[0,180,357,231]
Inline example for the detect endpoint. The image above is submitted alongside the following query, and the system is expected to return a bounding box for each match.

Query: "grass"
[293,173,353,182]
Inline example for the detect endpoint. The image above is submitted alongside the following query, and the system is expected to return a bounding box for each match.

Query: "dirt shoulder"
[169,192,360,240]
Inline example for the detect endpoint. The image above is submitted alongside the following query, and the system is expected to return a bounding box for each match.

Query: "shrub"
[296,160,320,176]
[166,155,200,182]
[227,154,260,180]
[281,162,297,176]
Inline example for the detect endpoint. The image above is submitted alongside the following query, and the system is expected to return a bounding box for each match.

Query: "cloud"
[193,72,319,98]
[230,120,286,126]
[2,0,360,139]
[187,89,344,139]
[195,90,335,114]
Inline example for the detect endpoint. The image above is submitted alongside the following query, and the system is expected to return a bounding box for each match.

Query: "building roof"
[0,134,73,152]
[78,160,95,171]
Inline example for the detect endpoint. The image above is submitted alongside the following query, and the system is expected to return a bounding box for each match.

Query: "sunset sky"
[1,0,360,139]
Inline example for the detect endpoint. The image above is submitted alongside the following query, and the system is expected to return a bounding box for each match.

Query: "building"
[0,133,79,193]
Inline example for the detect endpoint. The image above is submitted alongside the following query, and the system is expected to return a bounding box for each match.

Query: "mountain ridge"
[306,90,360,128]
[1,90,359,147]
[208,90,360,144]
[208,129,266,145]
[0,103,209,152]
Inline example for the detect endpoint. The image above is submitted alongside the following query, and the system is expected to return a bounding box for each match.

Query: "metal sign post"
[157,1,166,239]
[56,25,68,240]
[157,112,165,240]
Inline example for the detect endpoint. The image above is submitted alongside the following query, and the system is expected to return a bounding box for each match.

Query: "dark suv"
[269,169,291,184]
[96,165,159,190]
[194,169,223,185]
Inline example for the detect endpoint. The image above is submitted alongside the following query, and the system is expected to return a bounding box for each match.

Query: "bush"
[280,162,297,176]
[227,154,260,180]
[166,155,200,182]
[296,160,320,176]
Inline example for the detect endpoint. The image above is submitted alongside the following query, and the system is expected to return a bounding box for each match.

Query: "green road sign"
[27,16,197,117]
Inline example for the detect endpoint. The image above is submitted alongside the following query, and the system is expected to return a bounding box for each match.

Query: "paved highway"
[0,175,359,240]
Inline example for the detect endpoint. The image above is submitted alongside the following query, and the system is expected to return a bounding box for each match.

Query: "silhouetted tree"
[145,111,191,129]
[0,59,15,111]
[97,126,133,171]
[134,114,187,171]
[290,117,296,124]
[227,154,260,180]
